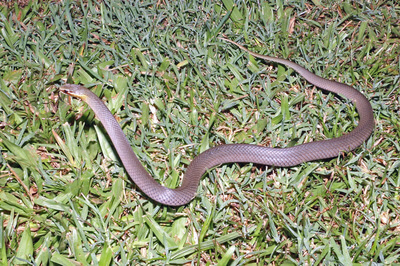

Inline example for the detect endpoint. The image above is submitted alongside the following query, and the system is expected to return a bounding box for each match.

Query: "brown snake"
[60,38,374,206]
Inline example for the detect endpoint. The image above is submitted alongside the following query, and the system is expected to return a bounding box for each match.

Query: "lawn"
[0,0,399,264]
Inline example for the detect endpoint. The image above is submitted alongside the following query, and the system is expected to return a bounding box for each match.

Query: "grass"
[0,0,399,264]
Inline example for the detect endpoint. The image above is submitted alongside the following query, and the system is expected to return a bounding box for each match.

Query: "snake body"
[60,38,374,206]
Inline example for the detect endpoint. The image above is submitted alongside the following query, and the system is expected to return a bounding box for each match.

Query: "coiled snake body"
[60,38,374,206]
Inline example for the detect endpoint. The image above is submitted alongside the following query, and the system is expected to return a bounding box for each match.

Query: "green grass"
[0,0,399,264]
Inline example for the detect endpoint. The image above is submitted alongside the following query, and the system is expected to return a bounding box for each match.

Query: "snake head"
[60,84,90,101]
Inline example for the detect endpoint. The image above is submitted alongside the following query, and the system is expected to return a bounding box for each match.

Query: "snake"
[60,38,374,206]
